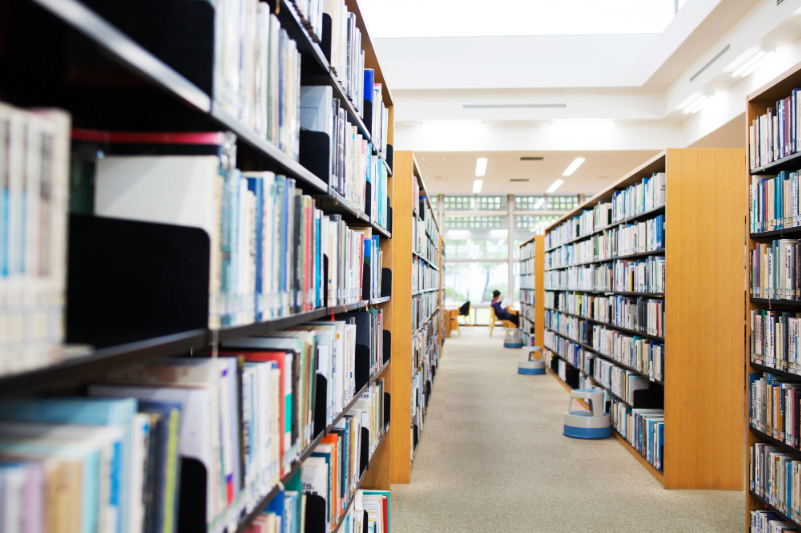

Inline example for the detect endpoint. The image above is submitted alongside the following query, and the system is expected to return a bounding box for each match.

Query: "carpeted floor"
[390,328,744,533]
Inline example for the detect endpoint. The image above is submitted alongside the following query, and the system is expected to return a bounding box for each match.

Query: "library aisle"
[391,329,742,533]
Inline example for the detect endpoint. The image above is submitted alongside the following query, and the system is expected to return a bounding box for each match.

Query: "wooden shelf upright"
[390,151,442,483]
[537,149,745,490]
[518,234,545,348]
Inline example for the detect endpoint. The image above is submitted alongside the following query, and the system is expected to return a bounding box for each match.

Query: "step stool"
[503,327,523,348]
[518,347,546,375]
[563,389,611,439]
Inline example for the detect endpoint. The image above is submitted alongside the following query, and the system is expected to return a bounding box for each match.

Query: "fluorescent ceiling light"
[490,230,508,238]
[562,157,586,177]
[732,47,776,78]
[475,158,488,176]
[683,93,714,114]
[546,179,564,193]
[533,198,546,209]
[473,179,483,193]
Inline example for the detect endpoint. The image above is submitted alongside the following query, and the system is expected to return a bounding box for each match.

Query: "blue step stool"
[519,347,545,375]
[563,389,611,439]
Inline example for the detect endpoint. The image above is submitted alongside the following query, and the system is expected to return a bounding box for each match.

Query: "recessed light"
[475,158,488,177]
[562,157,585,177]
[546,179,564,193]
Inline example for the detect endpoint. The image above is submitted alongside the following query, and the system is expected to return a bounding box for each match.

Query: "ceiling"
[417,150,663,195]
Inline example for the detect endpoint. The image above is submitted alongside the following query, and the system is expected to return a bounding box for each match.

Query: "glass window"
[444,215,508,259]
[475,195,506,210]
[514,195,546,211]
[514,215,560,234]
[443,262,509,307]
[429,195,438,211]
[443,195,474,211]
[546,195,580,210]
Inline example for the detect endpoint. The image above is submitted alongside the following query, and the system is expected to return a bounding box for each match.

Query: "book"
[0,102,70,378]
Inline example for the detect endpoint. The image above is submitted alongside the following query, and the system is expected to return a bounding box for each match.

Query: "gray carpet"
[390,328,744,533]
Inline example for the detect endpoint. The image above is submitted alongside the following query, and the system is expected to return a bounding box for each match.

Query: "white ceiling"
[361,0,801,159]
[417,150,662,195]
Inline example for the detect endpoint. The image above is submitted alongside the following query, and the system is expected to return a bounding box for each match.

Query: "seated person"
[490,290,519,327]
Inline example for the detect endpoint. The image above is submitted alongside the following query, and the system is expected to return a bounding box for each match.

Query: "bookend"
[364,181,372,222]
[565,366,580,389]
[550,357,559,373]
[383,393,391,426]
[413,424,419,450]
[362,512,369,533]
[360,427,370,474]
[299,130,332,185]
[363,99,374,139]
[66,214,210,348]
[354,344,371,392]
[381,269,392,298]
[362,263,372,301]
[386,145,393,173]
[631,386,664,409]
[304,494,326,533]
[424,380,431,409]
[387,204,393,234]
[72,0,216,97]
[323,259,329,307]
[382,331,391,366]
[320,14,332,63]
[177,458,207,533]
[313,373,329,437]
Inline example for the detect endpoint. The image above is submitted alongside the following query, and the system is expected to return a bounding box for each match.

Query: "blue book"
[265,489,286,533]
[363,69,374,106]
[220,168,238,326]
[0,397,137,533]
[275,176,288,315]
[246,175,265,321]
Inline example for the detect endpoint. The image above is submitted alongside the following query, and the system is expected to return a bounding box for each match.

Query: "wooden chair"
[450,309,461,337]
[488,305,513,337]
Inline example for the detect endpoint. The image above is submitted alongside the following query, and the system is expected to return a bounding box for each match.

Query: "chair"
[450,308,461,337]
[458,301,472,329]
[488,305,513,337]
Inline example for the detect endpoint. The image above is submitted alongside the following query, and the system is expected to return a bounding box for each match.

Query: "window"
[429,195,438,211]
[444,215,505,229]
[514,215,560,235]
[443,262,509,306]
[443,195,474,211]
[475,195,506,210]
[444,215,508,259]
[547,195,580,210]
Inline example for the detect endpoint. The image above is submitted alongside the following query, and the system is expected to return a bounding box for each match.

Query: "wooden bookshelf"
[0,0,398,529]
[534,149,745,490]
[390,151,443,483]
[744,60,801,530]
[519,234,545,348]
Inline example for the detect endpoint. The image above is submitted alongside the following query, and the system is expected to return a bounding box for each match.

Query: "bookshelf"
[0,0,397,530]
[519,235,545,348]
[744,60,801,529]
[390,151,443,483]
[533,149,744,490]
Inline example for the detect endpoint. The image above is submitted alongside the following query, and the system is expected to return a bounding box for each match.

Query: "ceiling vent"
[510,179,530,182]
[463,104,566,109]
[520,157,544,161]
[689,44,730,82]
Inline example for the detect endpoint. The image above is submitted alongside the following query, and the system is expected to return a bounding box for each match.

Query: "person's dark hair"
[492,290,501,299]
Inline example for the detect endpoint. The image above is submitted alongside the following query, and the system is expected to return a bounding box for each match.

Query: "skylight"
[359,0,683,39]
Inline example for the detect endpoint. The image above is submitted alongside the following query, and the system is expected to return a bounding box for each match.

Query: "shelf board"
[0,329,207,396]
[544,307,665,342]
[750,297,801,307]
[750,151,801,175]
[544,204,666,252]
[546,289,664,298]
[412,250,440,271]
[370,296,391,305]
[210,105,328,194]
[546,328,663,385]
[412,288,439,296]
[749,360,801,381]
[544,248,665,271]
[749,425,801,454]
[750,225,801,239]
[611,429,665,485]
[750,491,801,529]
